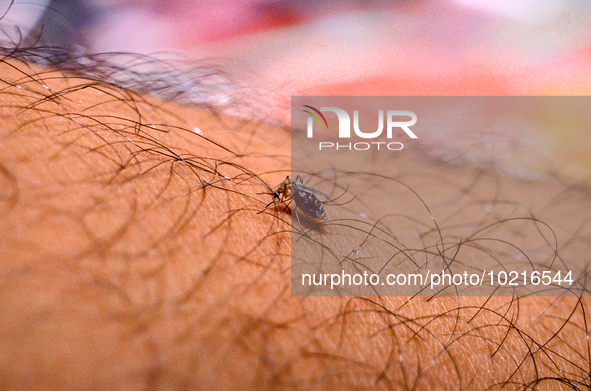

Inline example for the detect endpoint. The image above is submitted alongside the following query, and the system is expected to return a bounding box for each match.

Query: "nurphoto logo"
[302,105,417,151]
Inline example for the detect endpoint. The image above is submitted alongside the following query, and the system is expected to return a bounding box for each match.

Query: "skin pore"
[1,50,591,391]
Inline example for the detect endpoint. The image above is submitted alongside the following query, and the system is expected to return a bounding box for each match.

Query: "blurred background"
[3,0,591,97]
[1,0,591,181]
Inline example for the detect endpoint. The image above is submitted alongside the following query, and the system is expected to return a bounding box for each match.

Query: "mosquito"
[268,175,328,221]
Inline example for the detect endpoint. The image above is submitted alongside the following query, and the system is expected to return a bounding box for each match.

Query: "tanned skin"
[0,55,590,391]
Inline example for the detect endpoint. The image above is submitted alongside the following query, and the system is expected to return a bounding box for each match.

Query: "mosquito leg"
[294,206,304,237]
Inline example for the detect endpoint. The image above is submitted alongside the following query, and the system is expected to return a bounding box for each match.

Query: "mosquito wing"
[293,182,328,198]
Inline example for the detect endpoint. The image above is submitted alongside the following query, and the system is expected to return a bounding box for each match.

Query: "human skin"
[1,57,590,391]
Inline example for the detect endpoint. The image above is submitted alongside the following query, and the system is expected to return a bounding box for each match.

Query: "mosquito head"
[261,188,280,209]
[269,190,280,204]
